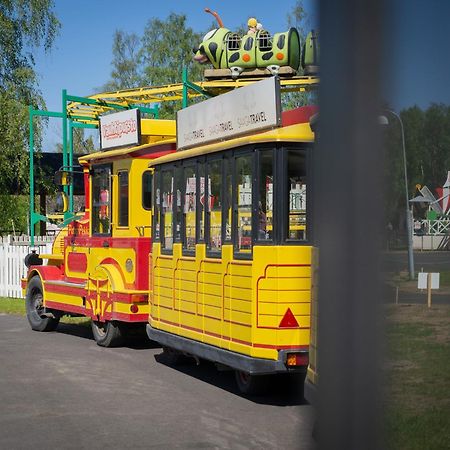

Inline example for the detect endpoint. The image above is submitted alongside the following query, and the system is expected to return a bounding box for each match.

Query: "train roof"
[148,106,317,167]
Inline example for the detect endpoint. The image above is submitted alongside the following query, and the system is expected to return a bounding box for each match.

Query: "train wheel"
[91,320,123,347]
[234,370,269,395]
[162,346,186,365]
[25,276,60,332]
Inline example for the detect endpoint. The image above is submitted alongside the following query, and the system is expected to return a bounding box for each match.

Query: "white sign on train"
[176,77,281,150]
[100,108,141,150]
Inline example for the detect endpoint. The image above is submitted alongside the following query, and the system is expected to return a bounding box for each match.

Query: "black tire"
[25,276,60,332]
[91,320,123,347]
[234,370,270,395]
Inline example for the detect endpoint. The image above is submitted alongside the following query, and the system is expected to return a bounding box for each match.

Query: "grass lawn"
[0,297,25,315]
[384,304,450,450]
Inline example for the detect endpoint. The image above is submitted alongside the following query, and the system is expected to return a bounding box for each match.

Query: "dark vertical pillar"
[39,193,46,236]
[314,1,384,448]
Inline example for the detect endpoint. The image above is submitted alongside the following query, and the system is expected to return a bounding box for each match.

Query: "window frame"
[280,144,311,245]
[160,167,175,254]
[181,162,197,256]
[254,147,276,245]
[205,155,224,258]
[91,163,112,237]
[117,170,129,228]
[233,148,255,260]
[142,170,153,211]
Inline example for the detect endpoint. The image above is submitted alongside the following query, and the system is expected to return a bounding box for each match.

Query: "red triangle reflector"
[279,308,299,328]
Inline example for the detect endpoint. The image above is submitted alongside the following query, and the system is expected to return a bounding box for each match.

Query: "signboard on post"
[177,77,281,150]
[100,108,141,150]
[418,272,440,308]
[418,272,440,289]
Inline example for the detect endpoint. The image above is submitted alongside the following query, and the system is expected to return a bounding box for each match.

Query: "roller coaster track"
[66,76,319,124]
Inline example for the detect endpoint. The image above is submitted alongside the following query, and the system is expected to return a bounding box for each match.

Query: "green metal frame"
[28,90,160,245]
[28,68,288,244]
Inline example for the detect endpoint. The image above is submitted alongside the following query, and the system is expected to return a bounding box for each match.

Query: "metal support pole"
[62,89,68,196]
[384,109,415,280]
[182,68,188,108]
[399,113,415,280]
[68,120,74,213]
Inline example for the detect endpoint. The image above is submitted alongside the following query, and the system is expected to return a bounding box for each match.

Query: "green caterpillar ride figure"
[193,8,319,79]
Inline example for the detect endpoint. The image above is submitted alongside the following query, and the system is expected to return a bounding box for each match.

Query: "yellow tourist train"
[23,77,317,394]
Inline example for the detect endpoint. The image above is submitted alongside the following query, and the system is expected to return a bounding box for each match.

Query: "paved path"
[0,314,315,450]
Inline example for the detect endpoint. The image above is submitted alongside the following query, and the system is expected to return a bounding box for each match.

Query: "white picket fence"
[0,236,54,298]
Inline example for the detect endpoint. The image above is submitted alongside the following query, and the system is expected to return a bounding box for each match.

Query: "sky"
[33,0,450,150]
[384,0,450,111]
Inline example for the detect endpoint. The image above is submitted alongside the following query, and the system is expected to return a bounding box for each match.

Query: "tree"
[384,103,450,232]
[286,0,309,39]
[103,13,204,119]
[140,13,204,118]
[0,0,60,234]
[55,128,96,155]
[100,30,143,92]
[0,0,59,90]
[284,0,317,109]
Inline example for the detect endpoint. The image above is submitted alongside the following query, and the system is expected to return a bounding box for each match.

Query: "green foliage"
[384,104,450,229]
[0,1,59,233]
[101,30,143,92]
[0,195,29,234]
[287,0,309,38]
[0,0,59,89]
[103,13,204,119]
[140,13,204,118]
[0,0,60,197]
[55,128,95,155]
[283,0,317,109]
[0,297,25,314]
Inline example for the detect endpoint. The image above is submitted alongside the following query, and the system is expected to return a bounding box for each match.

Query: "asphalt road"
[382,250,450,274]
[0,314,315,450]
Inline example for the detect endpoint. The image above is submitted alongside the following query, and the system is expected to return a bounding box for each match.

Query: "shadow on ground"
[154,351,307,406]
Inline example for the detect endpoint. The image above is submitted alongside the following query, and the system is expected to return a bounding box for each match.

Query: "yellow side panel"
[43,288,83,308]
[150,243,312,362]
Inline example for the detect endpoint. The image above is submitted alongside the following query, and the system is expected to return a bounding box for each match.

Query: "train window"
[286,149,307,241]
[153,171,161,241]
[91,165,111,235]
[162,170,174,250]
[198,161,205,242]
[258,149,274,241]
[142,171,152,210]
[174,166,182,242]
[235,154,253,253]
[207,159,222,252]
[224,158,232,242]
[117,171,129,227]
[183,165,196,251]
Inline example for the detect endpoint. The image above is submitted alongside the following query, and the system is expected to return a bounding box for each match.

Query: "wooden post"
[427,272,432,308]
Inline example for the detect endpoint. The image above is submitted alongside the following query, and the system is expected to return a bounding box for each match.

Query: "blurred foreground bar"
[314,1,384,449]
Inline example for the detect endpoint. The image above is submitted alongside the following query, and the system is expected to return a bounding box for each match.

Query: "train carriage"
[147,78,317,393]
[23,117,176,346]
